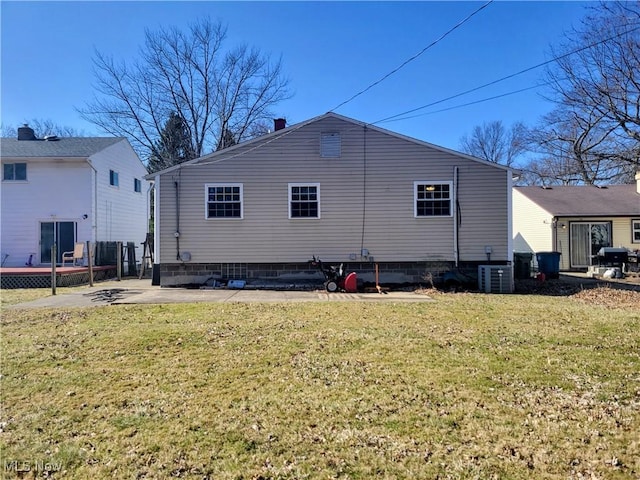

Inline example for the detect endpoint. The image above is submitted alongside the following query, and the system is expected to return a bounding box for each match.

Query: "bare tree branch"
[77,17,291,166]
[459,120,526,166]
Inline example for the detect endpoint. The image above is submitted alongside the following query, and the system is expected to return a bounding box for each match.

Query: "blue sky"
[1,1,589,152]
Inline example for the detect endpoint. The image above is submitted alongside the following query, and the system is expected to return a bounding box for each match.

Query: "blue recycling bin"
[536,251,561,279]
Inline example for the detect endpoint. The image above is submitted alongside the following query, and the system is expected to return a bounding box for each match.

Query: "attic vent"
[541,186,553,190]
[44,135,59,141]
[321,132,341,158]
[595,185,608,189]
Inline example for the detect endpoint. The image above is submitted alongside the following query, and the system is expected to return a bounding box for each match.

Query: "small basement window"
[320,132,341,158]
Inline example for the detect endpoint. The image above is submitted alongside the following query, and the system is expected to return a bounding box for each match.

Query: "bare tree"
[523,104,636,185]
[1,119,85,138]
[459,120,527,166]
[543,1,640,173]
[78,18,291,165]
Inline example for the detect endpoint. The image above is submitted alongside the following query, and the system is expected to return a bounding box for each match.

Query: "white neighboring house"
[1,125,148,267]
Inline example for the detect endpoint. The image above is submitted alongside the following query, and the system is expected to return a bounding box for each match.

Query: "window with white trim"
[134,178,142,193]
[3,162,27,181]
[633,219,640,243]
[289,183,320,219]
[414,181,452,217]
[206,184,243,219]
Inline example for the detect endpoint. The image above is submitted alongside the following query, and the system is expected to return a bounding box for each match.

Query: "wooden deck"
[0,265,117,289]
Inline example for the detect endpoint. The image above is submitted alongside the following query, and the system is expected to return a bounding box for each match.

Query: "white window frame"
[632,219,640,244]
[134,178,142,193]
[414,181,453,218]
[205,183,244,220]
[3,162,27,181]
[288,183,321,219]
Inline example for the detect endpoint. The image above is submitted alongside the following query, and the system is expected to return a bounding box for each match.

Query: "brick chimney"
[274,118,286,131]
[17,124,37,141]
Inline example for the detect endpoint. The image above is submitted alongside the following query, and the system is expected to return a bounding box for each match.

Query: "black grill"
[596,247,628,267]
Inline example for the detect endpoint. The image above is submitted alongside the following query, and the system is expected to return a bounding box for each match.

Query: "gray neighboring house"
[1,126,148,267]
[148,113,514,287]
[513,174,640,271]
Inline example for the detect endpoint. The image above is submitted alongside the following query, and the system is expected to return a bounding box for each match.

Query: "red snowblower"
[310,256,358,293]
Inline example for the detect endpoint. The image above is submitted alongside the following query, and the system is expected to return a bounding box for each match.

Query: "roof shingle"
[515,184,640,216]
[0,137,125,158]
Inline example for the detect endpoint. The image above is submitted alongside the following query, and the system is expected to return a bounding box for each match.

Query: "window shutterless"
[414,181,453,217]
[289,183,320,219]
[205,184,243,219]
[109,170,119,187]
[3,163,27,181]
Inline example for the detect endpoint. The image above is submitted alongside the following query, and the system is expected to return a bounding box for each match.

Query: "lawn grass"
[0,287,82,307]
[1,293,638,479]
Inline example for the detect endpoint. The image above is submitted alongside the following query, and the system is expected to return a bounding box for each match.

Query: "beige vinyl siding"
[157,116,510,264]
[555,216,638,270]
[512,189,554,254]
[612,217,637,249]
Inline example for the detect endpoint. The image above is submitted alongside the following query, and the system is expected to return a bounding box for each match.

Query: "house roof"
[146,112,512,179]
[515,184,640,217]
[0,137,125,158]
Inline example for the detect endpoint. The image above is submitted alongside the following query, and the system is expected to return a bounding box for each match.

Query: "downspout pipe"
[453,166,460,267]
[86,159,98,242]
[174,179,180,261]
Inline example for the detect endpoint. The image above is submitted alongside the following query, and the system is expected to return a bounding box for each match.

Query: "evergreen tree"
[147,113,196,173]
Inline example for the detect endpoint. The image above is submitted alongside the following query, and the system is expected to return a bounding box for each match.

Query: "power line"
[179,23,640,169]
[381,83,546,123]
[329,0,494,113]
[372,24,640,125]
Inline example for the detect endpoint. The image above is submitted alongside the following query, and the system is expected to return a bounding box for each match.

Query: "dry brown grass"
[1,293,638,479]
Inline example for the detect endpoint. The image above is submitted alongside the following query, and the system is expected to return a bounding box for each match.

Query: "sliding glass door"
[40,221,76,264]
[569,222,611,268]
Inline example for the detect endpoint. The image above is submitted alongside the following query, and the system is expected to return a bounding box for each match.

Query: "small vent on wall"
[321,132,341,158]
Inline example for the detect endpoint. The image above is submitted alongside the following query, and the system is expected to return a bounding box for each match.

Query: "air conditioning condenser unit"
[478,265,513,293]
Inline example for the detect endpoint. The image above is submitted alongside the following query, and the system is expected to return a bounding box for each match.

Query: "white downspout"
[146,181,154,236]
[507,170,514,291]
[86,159,98,242]
[154,175,160,265]
[507,170,514,264]
[453,166,459,267]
